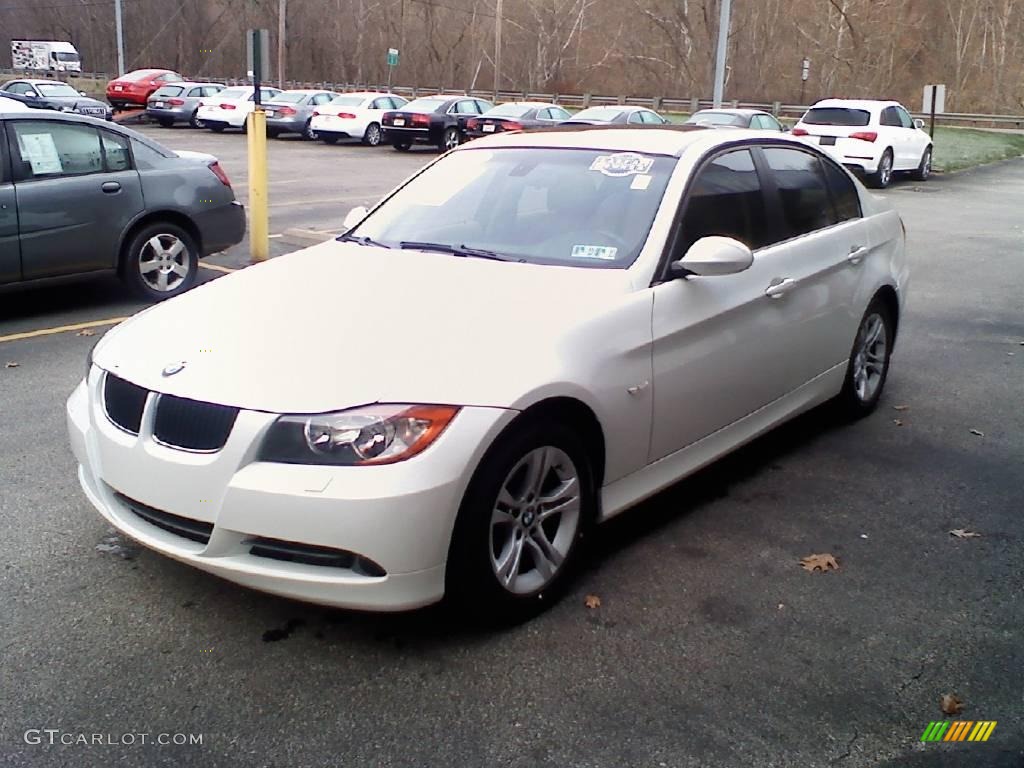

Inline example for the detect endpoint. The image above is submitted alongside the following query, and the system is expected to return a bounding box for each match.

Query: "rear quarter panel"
[859,191,909,320]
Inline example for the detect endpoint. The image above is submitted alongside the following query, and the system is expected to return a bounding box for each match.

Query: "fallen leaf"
[893,405,910,412]
[77,328,96,337]
[860,534,869,540]
[584,595,601,609]
[799,553,839,573]
[777,603,785,610]
[940,693,964,715]
[893,419,904,427]
[970,429,985,437]
[4,362,19,369]
[950,529,982,539]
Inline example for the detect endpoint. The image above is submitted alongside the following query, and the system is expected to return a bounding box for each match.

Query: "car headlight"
[259,404,459,466]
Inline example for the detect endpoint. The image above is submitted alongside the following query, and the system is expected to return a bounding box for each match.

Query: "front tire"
[121,222,199,302]
[868,149,894,189]
[911,146,933,181]
[445,418,595,624]
[836,298,894,417]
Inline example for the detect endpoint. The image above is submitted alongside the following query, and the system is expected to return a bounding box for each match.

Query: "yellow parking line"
[0,317,129,344]
[199,262,238,274]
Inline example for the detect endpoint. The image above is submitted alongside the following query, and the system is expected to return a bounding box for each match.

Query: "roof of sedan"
[693,108,766,116]
[811,98,902,110]
[459,125,812,157]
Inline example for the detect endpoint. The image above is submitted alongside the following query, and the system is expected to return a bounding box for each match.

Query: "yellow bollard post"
[247,108,269,263]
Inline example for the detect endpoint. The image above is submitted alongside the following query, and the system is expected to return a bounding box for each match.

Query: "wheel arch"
[872,284,901,346]
[118,211,202,274]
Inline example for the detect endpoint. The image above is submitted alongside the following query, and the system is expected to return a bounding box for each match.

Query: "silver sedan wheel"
[304,121,318,140]
[852,313,888,403]
[489,446,581,595]
[138,234,190,293]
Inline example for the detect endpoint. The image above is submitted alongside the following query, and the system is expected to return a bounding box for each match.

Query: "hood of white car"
[94,241,634,413]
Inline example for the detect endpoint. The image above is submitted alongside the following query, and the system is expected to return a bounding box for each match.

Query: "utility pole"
[494,0,503,100]
[277,0,286,89]
[114,0,125,76]
[712,0,731,108]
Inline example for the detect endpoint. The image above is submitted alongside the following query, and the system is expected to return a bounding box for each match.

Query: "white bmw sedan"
[67,127,908,621]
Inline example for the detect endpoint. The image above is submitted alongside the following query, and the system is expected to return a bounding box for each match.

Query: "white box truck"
[11,40,82,73]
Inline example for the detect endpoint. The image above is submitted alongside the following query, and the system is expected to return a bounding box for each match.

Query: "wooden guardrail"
[3,68,1022,129]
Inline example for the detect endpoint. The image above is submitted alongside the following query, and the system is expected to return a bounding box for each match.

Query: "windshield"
[487,103,533,117]
[348,147,674,268]
[572,107,622,121]
[272,91,308,103]
[402,97,446,113]
[218,88,247,100]
[802,107,871,126]
[55,52,80,62]
[329,95,366,106]
[36,83,78,97]
[690,111,745,127]
[152,85,184,97]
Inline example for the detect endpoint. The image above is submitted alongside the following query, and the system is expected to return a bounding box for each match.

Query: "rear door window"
[10,120,103,179]
[678,149,770,253]
[762,147,838,239]
[880,107,901,127]
[100,130,131,172]
[821,161,862,222]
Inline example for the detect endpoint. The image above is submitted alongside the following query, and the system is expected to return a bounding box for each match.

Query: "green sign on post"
[387,48,400,67]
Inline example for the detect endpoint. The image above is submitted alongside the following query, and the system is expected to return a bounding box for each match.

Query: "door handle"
[101,181,121,194]
[765,278,797,299]
[847,245,869,265]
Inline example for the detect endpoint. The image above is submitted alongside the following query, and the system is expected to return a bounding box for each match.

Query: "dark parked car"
[146,81,225,127]
[1,79,112,120]
[685,109,786,131]
[263,89,338,139]
[0,111,245,300]
[381,95,494,152]
[561,106,669,126]
[106,69,183,110]
[464,101,572,139]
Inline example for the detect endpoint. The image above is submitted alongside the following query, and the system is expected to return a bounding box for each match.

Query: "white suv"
[793,99,932,188]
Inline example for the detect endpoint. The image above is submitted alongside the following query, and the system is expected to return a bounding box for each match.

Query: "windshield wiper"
[398,241,515,262]
[339,233,392,249]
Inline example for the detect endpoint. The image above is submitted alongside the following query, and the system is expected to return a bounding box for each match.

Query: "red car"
[106,69,184,110]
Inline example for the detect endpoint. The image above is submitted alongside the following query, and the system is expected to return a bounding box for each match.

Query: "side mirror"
[342,205,368,231]
[79,90,88,96]
[781,125,791,132]
[913,118,926,130]
[671,236,753,278]
[25,90,38,98]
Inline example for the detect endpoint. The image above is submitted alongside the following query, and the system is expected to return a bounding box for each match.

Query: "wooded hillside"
[2,0,1022,112]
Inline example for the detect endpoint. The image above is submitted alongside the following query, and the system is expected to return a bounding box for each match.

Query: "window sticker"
[17,133,62,175]
[571,244,618,260]
[630,174,652,191]
[589,152,654,177]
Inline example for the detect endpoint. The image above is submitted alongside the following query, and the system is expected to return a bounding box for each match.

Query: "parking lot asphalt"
[0,128,1022,767]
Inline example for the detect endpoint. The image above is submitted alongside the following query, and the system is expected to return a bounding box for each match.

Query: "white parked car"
[309,91,409,146]
[792,99,933,188]
[68,128,908,621]
[196,86,282,132]
[0,94,31,112]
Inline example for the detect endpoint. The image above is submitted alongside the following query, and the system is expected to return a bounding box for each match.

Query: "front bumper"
[67,373,514,611]
[194,201,246,256]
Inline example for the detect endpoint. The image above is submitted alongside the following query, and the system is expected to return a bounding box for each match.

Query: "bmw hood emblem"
[162,361,187,377]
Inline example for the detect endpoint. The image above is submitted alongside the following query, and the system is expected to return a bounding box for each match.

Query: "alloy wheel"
[304,121,318,140]
[880,153,893,186]
[444,129,460,151]
[488,446,581,595]
[137,234,190,293]
[365,123,381,146]
[852,313,888,403]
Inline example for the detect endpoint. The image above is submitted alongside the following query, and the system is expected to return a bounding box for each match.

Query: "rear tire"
[836,298,895,418]
[440,127,460,152]
[362,122,382,146]
[121,222,199,302]
[445,418,595,625]
[189,111,204,129]
[868,149,894,189]
[302,121,318,140]
[910,146,933,181]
